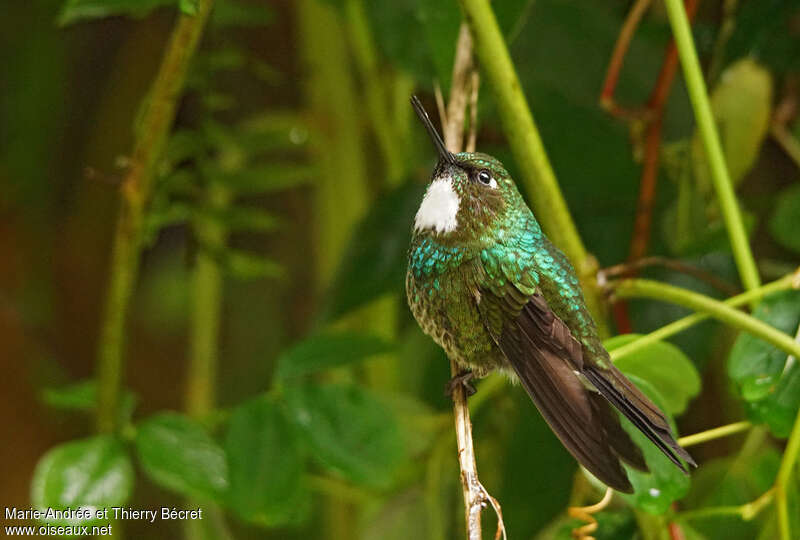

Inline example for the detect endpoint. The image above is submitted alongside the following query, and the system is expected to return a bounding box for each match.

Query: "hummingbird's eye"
[476,170,495,187]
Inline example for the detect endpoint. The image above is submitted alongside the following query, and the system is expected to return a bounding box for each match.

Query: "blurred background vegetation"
[1,0,800,539]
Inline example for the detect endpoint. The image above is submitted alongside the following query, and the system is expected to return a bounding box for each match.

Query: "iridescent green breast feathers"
[405,95,695,493]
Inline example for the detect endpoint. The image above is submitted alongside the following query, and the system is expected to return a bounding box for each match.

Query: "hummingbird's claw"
[445,371,476,398]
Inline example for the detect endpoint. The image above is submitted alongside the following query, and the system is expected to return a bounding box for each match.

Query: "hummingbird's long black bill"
[410,95,456,165]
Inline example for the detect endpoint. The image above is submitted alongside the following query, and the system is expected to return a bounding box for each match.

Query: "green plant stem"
[613,278,800,359]
[95,0,214,435]
[186,183,229,418]
[344,0,404,185]
[663,0,761,295]
[457,0,608,334]
[677,488,774,522]
[775,405,800,540]
[678,421,751,447]
[609,270,799,362]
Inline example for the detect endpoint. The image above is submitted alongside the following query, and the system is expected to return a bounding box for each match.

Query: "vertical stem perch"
[96,0,214,434]
[441,23,505,540]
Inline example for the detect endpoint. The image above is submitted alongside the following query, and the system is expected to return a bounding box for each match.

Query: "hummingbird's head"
[410,96,524,244]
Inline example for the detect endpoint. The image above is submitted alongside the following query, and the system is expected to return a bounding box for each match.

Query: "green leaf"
[615,376,691,514]
[691,59,772,192]
[135,412,229,500]
[605,334,701,415]
[728,290,800,437]
[225,396,309,526]
[41,379,137,425]
[769,184,800,253]
[31,436,134,527]
[275,332,394,381]
[414,1,462,87]
[58,0,175,25]
[322,182,424,321]
[284,382,404,488]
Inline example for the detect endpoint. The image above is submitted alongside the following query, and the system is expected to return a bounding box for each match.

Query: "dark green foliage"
[31,436,134,527]
[729,291,800,437]
[13,0,800,538]
[322,182,425,321]
[135,413,229,500]
[769,184,800,254]
[284,382,405,489]
[225,396,309,526]
[58,0,175,25]
[275,332,394,380]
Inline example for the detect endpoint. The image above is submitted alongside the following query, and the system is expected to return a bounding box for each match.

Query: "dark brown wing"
[582,363,697,470]
[485,291,647,492]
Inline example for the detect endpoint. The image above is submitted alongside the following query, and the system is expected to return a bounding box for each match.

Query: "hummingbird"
[406,95,695,492]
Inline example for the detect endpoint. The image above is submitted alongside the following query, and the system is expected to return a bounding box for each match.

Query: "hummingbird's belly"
[406,265,507,376]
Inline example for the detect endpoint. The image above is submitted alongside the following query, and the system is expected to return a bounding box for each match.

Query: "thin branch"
[678,421,752,447]
[96,0,215,434]
[440,22,505,540]
[664,0,762,295]
[612,278,800,359]
[628,0,698,262]
[676,488,774,522]
[607,269,800,363]
[601,255,740,296]
[599,0,653,116]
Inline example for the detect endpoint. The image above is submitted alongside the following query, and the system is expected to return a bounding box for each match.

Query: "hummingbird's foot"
[445,371,476,398]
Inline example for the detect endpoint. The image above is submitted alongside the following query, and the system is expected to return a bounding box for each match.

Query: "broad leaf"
[275,332,394,381]
[225,396,309,526]
[769,184,800,253]
[606,334,701,415]
[322,181,424,321]
[691,59,772,193]
[219,249,283,280]
[31,436,134,527]
[135,412,229,500]
[728,290,800,437]
[284,382,404,488]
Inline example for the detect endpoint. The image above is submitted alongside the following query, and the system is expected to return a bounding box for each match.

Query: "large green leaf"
[135,412,229,500]
[769,184,800,253]
[606,334,701,415]
[275,332,394,381]
[58,0,175,25]
[284,382,404,488]
[728,290,800,437]
[31,436,134,527]
[322,181,424,321]
[614,376,691,514]
[225,396,309,526]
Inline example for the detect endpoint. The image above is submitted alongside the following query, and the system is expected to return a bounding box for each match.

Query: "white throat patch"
[414,177,460,234]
